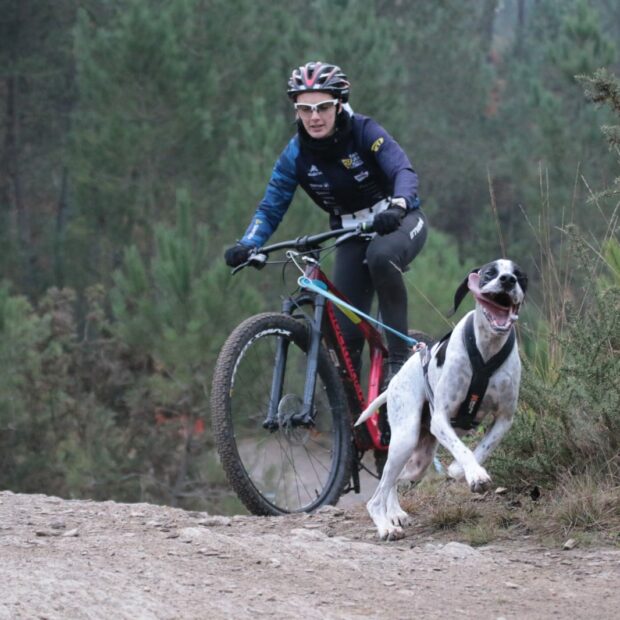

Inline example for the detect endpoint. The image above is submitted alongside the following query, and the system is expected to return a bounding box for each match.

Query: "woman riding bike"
[224,61,428,429]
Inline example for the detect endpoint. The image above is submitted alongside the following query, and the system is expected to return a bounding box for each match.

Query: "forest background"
[0,0,618,518]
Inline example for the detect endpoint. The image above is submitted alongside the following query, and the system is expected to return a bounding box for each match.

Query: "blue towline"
[297,276,418,347]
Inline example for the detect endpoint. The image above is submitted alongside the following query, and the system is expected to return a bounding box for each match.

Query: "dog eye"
[486,267,498,278]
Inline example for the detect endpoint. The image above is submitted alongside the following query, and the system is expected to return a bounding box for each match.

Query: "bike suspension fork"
[262,297,326,430]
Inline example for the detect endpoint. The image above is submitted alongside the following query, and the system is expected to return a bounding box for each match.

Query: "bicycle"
[210,224,431,516]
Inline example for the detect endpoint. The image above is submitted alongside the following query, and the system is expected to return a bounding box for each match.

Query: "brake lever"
[231,252,267,275]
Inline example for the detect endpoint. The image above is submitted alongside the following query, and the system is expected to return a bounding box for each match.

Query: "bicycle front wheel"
[210,312,352,515]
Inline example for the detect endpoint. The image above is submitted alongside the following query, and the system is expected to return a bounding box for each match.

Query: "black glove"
[373,207,405,235]
[224,244,252,267]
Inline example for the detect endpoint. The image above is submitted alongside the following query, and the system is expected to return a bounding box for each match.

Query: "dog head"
[450,260,528,332]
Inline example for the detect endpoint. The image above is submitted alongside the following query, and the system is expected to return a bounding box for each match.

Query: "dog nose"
[500,273,517,289]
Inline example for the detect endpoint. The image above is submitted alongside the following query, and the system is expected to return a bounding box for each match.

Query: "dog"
[355,259,528,540]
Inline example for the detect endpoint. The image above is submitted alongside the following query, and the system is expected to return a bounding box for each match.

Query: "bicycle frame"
[263,254,389,453]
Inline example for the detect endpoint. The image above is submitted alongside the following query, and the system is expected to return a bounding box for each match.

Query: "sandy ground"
[1,489,618,620]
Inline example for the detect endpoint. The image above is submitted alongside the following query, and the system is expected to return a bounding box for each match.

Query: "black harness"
[423,314,516,430]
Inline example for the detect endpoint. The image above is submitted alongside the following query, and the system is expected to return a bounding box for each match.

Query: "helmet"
[287,62,351,103]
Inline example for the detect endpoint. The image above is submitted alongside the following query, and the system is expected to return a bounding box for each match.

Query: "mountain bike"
[210,224,430,516]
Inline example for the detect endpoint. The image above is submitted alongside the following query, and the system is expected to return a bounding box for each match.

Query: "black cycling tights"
[331,209,428,372]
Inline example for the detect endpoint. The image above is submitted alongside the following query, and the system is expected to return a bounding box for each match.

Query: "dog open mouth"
[478,291,520,332]
[468,274,520,332]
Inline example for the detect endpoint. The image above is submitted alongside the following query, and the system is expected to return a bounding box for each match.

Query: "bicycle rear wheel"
[210,312,352,515]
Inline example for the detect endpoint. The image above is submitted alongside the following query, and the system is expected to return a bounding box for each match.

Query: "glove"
[373,207,405,235]
[224,244,252,267]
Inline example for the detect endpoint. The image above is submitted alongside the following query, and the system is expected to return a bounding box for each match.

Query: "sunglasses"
[294,99,339,116]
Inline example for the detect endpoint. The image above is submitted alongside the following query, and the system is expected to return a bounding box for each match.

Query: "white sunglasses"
[294,99,339,115]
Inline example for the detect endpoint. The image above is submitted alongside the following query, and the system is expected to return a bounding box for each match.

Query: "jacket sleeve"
[362,118,420,210]
[239,138,299,247]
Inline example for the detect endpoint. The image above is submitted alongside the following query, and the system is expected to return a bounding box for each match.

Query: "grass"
[398,472,620,548]
[542,472,620,537]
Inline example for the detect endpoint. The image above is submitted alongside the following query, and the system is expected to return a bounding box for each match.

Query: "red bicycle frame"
[300,259,388,452]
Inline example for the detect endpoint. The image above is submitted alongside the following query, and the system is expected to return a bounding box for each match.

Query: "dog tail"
[354,391,388,426]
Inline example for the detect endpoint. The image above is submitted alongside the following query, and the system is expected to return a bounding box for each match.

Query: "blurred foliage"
[491,70,620,490]
[491,238,619,487]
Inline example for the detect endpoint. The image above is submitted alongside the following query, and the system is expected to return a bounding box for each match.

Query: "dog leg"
[367,366,425,540]
[430,410,492,493]
[384,429,437,529]
[447,412,514,481]
[367,429,418,540]
[474,414,513,464]
[399,427,437,482]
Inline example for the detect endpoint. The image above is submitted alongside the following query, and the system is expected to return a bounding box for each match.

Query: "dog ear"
[447,268,479,317]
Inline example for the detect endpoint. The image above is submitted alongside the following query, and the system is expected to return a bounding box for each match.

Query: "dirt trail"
[1,490,618,620]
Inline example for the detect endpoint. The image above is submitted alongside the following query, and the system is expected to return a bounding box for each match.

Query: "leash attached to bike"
[298,276,420,348]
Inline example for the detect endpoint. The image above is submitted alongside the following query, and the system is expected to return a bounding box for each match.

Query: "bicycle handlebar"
[232,221,374,274]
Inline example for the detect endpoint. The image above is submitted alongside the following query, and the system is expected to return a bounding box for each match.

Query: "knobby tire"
[210,312,353,516]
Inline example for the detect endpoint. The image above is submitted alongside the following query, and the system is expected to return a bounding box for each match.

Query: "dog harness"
[423,314,516,430]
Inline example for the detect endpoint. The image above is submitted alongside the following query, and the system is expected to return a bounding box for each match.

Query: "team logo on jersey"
[371,137,384,152]
[308,165,322,177]
[341,152,363,169]
[247,218,262,239]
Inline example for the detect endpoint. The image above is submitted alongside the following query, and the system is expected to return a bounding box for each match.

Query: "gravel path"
[1,490,618,619]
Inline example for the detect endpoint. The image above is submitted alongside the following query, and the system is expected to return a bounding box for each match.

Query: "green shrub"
[491,233,619,487]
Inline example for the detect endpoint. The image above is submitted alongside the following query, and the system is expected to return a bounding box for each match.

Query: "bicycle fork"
[262,296,326,430]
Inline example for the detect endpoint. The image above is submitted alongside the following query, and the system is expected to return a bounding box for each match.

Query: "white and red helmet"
[287,62,351,103]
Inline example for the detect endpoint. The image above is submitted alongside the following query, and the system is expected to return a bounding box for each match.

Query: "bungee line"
[298,276,418,347]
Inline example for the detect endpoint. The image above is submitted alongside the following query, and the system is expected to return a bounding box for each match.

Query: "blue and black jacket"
[240,111,420,248]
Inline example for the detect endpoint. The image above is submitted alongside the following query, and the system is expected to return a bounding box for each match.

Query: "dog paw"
[447,462,465,480]
[466,466,492,494]
[379,525,405,541]
[388,510,410,528]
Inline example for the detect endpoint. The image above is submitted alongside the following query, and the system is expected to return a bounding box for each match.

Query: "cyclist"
[224,61,427,388]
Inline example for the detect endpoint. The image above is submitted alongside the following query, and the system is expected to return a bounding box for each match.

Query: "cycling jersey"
[240,112,419,247]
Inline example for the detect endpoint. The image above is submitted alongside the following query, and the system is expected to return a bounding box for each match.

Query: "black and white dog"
[356,260,528,540]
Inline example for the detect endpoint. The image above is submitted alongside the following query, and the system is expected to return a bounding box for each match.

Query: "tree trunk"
[6,73,36,294]
[480,0,498,60]
[55,165,70,287]
[515,0,526,59]
[3,0,37,295]
[0,79,12,228]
